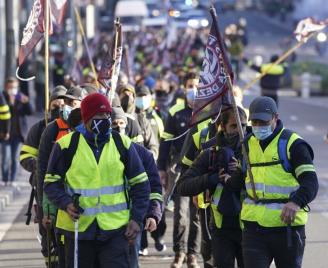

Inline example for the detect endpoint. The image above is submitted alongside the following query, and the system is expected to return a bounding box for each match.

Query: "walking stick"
[72,194,82,268]
[46,204,51,268]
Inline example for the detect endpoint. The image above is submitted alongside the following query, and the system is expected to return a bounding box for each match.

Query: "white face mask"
[135,96,152,110]
[8,88,18,96]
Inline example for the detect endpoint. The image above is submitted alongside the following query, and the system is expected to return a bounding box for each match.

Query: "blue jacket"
[133,142,163,223]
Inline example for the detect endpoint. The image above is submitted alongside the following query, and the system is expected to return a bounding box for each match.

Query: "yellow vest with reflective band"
[260,64,284,75]
[151,110,164,138]
[55,132,130,232]
[241,129,308,227]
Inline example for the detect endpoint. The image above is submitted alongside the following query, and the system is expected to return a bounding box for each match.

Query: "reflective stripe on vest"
[211,184,224,228]
[55,118,69,141]
[242,129,308,227]
[56,132,130,232]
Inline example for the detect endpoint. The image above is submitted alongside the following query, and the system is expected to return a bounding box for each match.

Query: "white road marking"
[290,115,298,121]
[306,125,315,132]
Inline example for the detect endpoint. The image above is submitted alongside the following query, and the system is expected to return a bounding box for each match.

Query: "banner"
[18,0,68,66]
[190,15,233,126]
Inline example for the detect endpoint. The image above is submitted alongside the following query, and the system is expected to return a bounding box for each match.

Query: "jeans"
[173,196,200,254]
[65,229,130,268]
[212,228,243,268]
[1,138,21,182]
[242,226,306,268]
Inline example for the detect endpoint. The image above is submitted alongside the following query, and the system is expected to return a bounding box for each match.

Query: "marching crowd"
[0,22,319,268]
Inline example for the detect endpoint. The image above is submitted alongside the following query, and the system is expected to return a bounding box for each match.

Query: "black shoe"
[154,239,167,252]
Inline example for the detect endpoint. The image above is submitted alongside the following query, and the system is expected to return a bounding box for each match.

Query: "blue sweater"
[133,143,163,223]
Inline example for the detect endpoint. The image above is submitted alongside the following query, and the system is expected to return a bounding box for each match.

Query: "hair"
[5,77,17,85]
[183,72,198,87]
[220,106,247,126]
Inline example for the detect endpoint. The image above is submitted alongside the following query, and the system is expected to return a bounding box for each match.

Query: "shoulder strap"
[199,127,209,149]
[278,129,293,173]
[208,146,217,171]
[111,131,128,167]
[243,132,253,154]
[65,131,80,170]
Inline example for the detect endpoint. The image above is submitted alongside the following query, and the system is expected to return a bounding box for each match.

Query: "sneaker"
[170,252,186,268]
[154,239,167,252]
[187,254,200,268]
[138,248,148,256]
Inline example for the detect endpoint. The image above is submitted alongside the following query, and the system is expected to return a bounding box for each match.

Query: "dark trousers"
[212,228,243,268]
[261,88,279,106]
[173,196,200,254]
[140,212,167,249]
[65,230,130,268]
[242,227,306,268]
[199,207,215,268]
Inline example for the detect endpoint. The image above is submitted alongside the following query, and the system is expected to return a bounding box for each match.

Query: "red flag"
[18,0,67,67]
[294,17,328,42]
[190,9,233,126]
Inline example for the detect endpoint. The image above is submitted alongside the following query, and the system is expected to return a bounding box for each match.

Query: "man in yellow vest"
[241,96,318,268]
[244,55,287,106]
[44,93,150,268]
[176,107,248,268]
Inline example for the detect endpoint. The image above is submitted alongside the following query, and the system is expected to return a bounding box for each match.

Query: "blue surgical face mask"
[135,96,152,111]
[252,125,273,140]
[186,88,197,108]
[62,105,73,121]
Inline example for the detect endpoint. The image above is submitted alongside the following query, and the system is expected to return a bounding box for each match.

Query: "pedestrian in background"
[1,77,32,186]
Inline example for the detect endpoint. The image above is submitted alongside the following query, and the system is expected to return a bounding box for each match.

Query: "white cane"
[74,219,78,268]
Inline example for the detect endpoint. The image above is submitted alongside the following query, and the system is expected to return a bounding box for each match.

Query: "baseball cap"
[249,96,278,121]
[50,85,67,103]
[58,85,88,101]
[136,85,151,96]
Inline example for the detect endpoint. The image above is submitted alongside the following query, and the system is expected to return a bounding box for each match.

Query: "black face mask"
[155,90,168,98]
[121,95,135,113]
[91,118,111,136]
[112,126,126,135]
[50,107,61,120]
[67,108,82,129]
[224,132,240,149]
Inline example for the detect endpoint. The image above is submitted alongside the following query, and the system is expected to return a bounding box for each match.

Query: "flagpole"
[44,0,50,125]
[74,7,99,88]
[108,18,122,105]
[210,6,258,201]
[242,32,316,92]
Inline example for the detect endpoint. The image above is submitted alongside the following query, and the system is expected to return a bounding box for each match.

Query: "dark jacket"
[20,119,48,185]
[44,127,150,239]
[133,142,162,223]
[158,101,192,170]
[4,92,32,141]
[0,92,10,137]
[36,118,69,205]
[176,131,244,228]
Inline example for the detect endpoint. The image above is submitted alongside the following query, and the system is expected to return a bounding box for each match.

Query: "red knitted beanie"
[81,93,112,123]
